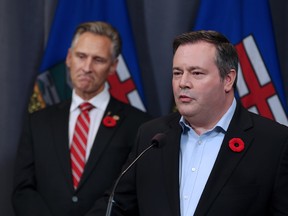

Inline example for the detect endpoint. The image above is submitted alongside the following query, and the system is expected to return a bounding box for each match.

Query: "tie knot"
[79,102,94,112]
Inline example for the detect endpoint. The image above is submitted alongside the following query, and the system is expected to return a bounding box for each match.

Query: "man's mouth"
[179,94,193,102]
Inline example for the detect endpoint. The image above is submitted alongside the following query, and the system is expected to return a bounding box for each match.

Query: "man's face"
[172,41,233,126]
[66,32,118,100]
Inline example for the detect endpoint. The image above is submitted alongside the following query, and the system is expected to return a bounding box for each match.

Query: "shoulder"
[248,110,288,135]
[235,104,288,142]
[29,100,70,121]
[140,112,181,131]
[106,98,152,129]
[108,97,151,118]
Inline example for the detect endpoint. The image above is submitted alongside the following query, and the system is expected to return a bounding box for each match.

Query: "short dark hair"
[173,30,238,88]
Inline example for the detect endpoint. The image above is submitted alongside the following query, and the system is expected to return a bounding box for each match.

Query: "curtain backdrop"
[0,1,287,215]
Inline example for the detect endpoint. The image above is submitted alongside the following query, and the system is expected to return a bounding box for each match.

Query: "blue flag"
[34,0,145,112]
[193,0,288,125]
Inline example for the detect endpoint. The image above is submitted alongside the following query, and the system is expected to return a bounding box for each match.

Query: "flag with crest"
[29,0,146,113]
[193,0,288,126]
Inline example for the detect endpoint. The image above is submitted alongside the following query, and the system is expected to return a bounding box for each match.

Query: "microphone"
[105,133,166,216]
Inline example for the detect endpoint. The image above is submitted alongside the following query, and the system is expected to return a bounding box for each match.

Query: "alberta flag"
[194,0,288,126]
[29,0,146,113]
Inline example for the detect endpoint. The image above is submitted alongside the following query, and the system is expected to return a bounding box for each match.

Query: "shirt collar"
[179,98,237,133]
[70,82,110,112]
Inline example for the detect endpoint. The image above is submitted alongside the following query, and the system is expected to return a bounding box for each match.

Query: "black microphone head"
[151,133,166,148]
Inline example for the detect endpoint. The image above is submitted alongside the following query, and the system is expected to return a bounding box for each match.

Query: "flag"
[29,0,146,112]
[193,0,288,126]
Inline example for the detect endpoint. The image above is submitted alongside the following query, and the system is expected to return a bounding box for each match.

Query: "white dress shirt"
[69,83,110,161]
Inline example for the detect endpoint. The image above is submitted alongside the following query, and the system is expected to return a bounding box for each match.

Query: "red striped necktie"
[70,102,94,189]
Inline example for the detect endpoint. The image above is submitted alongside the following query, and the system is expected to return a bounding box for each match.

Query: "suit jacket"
[12,97,151,216]
[103,102,288,216]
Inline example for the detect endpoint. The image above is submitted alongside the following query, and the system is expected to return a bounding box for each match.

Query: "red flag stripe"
[236,42,275,120]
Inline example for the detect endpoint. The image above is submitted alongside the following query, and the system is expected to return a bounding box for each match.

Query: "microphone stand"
[105,143,156,216]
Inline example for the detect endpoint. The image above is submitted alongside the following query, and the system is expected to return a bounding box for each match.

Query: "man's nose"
[83,58,93,72]
[179,72,191,89]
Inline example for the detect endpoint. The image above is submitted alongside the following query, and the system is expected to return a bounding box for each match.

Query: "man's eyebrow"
[172,66,202,71]
[172,66,182,71]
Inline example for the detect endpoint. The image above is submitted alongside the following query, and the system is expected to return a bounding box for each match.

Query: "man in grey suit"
[12,21,150,216]
[92,30,288,216]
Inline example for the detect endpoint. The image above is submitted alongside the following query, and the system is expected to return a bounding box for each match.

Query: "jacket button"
[72,196,78,202]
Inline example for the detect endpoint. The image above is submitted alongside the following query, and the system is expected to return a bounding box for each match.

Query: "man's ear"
[224,69,236,93]
[66,48,72,67]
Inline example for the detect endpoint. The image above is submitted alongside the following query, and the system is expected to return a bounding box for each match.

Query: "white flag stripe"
[238,35,288,126]
[236,64,249,97]
[247,106,259,115]
[243,36,270,85]
[109,55,146,112]
[117,55,130,81]
[128,90,146,112]
[268,96,288,125]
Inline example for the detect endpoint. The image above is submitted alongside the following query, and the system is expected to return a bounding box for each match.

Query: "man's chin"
[177,105,196,116]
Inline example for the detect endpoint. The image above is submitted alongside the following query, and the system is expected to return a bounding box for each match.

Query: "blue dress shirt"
[179,99,236,216]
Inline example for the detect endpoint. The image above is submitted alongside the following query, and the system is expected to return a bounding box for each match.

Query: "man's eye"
[94,58,106,63]
[77,54,85,59]
[173,71,182,76]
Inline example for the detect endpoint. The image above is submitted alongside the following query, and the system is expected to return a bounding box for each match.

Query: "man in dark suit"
[12,21,150,216]
[93,30,288,216]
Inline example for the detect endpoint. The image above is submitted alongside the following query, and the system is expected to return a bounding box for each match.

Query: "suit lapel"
[79,98,125,187]
[51,100,74,189]
[194,104,254,216]
[162,113,182,216]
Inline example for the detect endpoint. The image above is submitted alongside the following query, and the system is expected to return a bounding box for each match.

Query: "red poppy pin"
[228,138,245,153]
[102,112,119,128]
